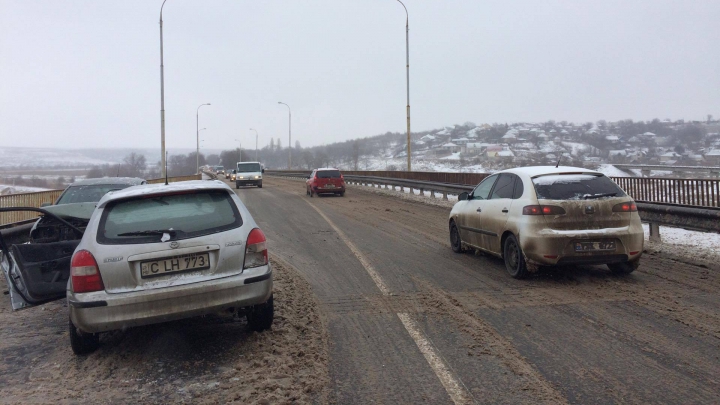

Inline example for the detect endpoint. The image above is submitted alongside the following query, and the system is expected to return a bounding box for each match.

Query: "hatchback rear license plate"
[574,241,616,252]
[141,253,210,278]
[325,184,335,188]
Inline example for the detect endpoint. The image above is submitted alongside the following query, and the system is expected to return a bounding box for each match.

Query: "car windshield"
[237,163,261,172]
[532,174,626,200]
[57,184,131,204]
[317,170,341,179]
[98,190,242,244]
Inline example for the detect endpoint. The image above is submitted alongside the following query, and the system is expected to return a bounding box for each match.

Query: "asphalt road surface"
[1,175,719,404]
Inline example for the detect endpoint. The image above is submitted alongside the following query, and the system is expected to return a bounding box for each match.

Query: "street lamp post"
[234,139,242,162]
[249,128,259,161]
[277,102,291,169]
[196,103,211,173]
[159,0,169,178]
[395,0,411,171]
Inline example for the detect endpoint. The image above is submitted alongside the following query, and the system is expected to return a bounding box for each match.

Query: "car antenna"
[165,151,169,185]
[555,153,562,168]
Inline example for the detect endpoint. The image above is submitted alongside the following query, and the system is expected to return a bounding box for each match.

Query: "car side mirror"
[262,168,265,173]
[40,202,51,207]
[458,192,469,201]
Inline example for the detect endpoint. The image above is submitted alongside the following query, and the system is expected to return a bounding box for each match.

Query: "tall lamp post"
[159,0,169,178]
[249,128,259,161]
[277,102,291,169]
[196,103,211,173]
[234,139,242,162]
[395,0,411,171]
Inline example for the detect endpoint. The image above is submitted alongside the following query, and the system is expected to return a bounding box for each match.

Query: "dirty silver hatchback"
[2,180,273,355]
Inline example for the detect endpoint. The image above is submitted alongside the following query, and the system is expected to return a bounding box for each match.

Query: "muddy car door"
[0,208,84,310]
[480,174,518,254]
[458,174,498,248]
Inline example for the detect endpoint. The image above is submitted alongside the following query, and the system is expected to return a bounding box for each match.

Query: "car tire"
[247,295,274,332]
[258,182,263,188]
[69,318,100,355]
[608,260,638,275]
[340,191,345,197]
[504,234,528,279]
[310,189,314,197]
[235,183,239,189]
[449,221,464,253]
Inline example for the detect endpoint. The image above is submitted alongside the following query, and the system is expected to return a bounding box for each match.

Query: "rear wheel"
[247,295,274,332]
[340,191,345,197]
[69,318,99,355]
[309,188,314,197]
[504,234,528,279]
[608,260,638,275]
[449,221,463,253]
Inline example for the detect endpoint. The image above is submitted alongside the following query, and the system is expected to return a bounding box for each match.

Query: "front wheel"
[449,221,463,253]
[247,295,274,332]
[608,260,638,275]
[69,318,100,355]
[235,183,239,189]
[504,234,528,279]
[257,182,263,188]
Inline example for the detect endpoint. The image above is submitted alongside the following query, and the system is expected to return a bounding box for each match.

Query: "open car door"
[0,207,85,310]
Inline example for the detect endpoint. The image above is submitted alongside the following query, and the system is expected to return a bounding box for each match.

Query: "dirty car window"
[98,190,242,244]
[532,174,626,200]
[57,185,130,204]
[317,170,341,179]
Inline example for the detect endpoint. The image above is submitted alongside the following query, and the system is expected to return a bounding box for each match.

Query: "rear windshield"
[237,163,261,172]
[532,174,626,200]
[57,184,131,204]
[317,170,341,179]
[98,190,242,244]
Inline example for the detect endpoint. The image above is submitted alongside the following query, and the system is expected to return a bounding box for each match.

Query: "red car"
[306,168,346,197]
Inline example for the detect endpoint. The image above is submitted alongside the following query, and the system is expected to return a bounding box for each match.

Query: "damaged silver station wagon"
[1,180,273,355]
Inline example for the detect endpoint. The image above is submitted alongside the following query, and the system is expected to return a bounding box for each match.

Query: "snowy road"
[1,175,719,404]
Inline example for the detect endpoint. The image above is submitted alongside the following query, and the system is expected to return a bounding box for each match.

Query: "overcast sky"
[1,0,718,151]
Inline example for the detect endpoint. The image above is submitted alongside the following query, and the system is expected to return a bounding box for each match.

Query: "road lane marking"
[304,199,473,404]
[305,200,391,296]
[397,313,474,405]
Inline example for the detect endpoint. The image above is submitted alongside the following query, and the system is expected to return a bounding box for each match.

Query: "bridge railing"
[0,190,64,226]
[611,177,719,208]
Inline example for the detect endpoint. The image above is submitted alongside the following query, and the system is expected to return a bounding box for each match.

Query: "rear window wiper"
[583,192,617,199]
[117,229,179,237]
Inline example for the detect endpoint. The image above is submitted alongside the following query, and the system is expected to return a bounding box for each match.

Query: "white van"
[235,162,264,188]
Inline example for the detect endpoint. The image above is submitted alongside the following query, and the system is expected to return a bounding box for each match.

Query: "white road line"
[397,313,474,405]
[304,199,473,405]
[305,201,391,296]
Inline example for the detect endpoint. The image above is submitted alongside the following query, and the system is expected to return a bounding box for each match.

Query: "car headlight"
[255,175,260,179]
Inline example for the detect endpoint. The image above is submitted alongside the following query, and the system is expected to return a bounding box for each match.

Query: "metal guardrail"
[267,171,720,236]
[146,174,203,184]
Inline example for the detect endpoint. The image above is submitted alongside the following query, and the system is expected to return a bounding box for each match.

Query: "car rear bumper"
[313,186,345,193]
[68,265,272,333]
[520,226,644,266]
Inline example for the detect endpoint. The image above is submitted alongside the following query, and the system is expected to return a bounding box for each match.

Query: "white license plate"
[141,253,210,278]
[324,184,335,188]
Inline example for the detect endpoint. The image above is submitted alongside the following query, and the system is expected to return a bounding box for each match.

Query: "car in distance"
[1,180,273,354]
[448,166,643,279]
[229,169,237,181]
[225,169,233,179]
[306,168,346,197]
[236,162,264,188]
[214,166,225,176]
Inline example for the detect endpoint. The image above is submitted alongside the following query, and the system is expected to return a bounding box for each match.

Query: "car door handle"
[476,208,482,213]
[502,208,509,213]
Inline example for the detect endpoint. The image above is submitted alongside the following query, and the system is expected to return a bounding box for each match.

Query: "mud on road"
[0,257,329,405]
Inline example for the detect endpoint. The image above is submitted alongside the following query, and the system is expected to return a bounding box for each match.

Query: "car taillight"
[70,250,104,293]
[522,205,566,215]
[243,228,268,269]
[612,202,637,212]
